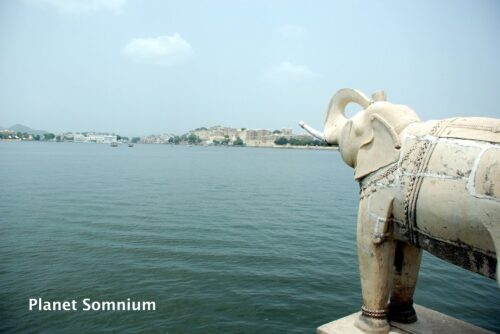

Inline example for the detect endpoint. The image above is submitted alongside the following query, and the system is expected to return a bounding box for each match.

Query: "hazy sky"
[1,0,499,136]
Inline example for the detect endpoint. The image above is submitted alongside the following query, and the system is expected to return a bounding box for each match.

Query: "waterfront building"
[73,134,86,143]
[73,134,117,144]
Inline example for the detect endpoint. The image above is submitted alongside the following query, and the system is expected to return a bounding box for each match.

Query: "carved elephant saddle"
[361,117,500,279]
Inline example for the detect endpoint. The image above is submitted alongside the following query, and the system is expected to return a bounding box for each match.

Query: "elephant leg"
[388,242,422,323]
[355,194,396,334]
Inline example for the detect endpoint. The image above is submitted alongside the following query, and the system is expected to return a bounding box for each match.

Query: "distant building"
[73,134,86,143]
[73,133,117,144]
[139,134,172,144]
[244,128,293,147]
[138,126,315,147]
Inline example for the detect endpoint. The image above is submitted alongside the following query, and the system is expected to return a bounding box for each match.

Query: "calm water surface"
[0,142,498,333]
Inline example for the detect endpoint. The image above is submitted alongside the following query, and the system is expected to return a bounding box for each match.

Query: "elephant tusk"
[299,121,327,142]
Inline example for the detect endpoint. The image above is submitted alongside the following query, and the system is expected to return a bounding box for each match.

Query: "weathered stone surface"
[317,305,494,334]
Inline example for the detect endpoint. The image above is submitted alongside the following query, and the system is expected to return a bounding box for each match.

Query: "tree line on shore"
[0,132,56,141]
[2,130,325,147]
[274,136,328,147]
[0,132,143,143]
[167,134,245,146]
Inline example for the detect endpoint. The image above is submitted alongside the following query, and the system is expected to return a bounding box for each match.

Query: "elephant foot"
[354,307,390,334]
[388,300,417,324]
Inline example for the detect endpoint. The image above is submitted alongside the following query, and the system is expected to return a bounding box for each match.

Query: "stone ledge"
[317,305,493,334]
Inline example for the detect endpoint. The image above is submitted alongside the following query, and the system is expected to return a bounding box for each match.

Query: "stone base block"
[317,304,493,334]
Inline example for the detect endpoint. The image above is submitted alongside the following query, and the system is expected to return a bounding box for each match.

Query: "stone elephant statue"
[300,88,499,333]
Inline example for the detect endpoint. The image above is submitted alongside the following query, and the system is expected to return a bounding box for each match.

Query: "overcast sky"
[1,0,499,136]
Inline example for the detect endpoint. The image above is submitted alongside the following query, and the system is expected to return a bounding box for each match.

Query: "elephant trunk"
[324,88,371,145]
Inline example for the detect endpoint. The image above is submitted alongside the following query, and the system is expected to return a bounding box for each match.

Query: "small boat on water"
[128,143,134,147]
[111,142,118,147]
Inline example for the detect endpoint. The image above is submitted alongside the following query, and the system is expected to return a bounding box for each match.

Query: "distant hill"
[8,124,48,135]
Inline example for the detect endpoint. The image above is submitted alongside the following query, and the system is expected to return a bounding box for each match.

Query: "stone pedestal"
[317,305,493,334]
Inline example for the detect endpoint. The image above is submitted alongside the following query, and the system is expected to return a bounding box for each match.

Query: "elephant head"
[300,88,420,180]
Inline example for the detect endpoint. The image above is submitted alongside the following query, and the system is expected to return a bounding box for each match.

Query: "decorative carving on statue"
[300,88,499,334]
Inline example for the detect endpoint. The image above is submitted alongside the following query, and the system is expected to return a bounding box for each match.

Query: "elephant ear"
[354,114,401,180]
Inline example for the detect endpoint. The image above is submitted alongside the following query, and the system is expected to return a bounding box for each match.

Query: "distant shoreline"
[0,140,338,151]
[249,144,338,151]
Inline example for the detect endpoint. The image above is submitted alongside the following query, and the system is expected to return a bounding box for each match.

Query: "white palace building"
[73,134,117,144]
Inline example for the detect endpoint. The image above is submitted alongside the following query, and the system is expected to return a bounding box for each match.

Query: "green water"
[0,142,498,333]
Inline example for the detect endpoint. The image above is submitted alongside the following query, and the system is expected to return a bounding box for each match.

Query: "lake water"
[0,142,498,333]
